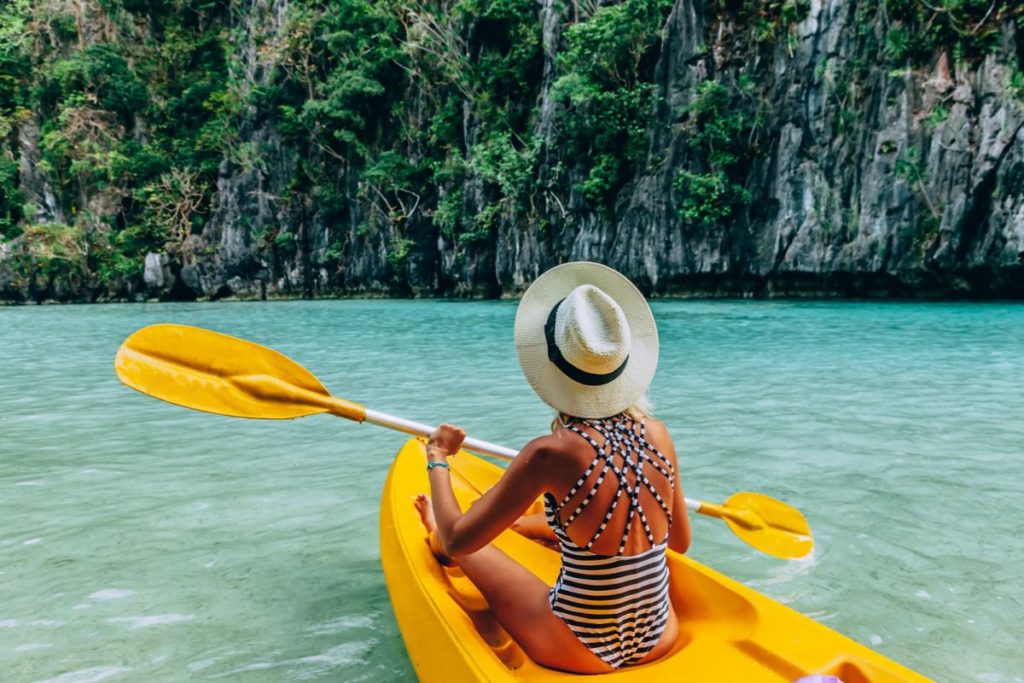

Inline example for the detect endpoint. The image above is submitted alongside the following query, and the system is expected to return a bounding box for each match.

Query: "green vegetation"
[0,0,31,240]
[0,0,1020,298]
[895,148,941,224]
[1009,69,1024,105]
[4,0,677,288]
[709,0,809,46]
[0,0,235,296]
[879,0,1023,65]
[551,0,673,208]
[674,81,756,227]
[924,104,950,129]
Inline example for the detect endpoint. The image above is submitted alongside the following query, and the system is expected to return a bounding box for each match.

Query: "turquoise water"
[2,300,1022,682]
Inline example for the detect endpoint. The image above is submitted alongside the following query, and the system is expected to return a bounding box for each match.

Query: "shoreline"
[5,291,1024,306]
[8,266,1024,305]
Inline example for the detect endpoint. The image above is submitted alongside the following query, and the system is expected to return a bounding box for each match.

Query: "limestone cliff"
[1,0,1022,301]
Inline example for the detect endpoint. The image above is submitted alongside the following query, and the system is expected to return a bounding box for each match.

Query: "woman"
[414,262,691,673]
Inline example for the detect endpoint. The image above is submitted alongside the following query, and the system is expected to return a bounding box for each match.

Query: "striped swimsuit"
[544,417,675,668]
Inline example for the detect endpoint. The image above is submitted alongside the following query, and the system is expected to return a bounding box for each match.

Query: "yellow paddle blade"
[115,324,364,420]
[700,492,814,559]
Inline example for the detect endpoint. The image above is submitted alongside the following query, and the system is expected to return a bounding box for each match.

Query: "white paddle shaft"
[364,409,519,459]
[363,408,702,510]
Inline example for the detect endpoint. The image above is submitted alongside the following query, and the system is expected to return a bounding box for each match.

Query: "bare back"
[545,417,680,556]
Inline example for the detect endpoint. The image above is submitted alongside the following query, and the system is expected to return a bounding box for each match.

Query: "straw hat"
[514,262,658,418]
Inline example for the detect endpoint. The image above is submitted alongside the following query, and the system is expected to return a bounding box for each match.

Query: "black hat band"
[544,298,629,387]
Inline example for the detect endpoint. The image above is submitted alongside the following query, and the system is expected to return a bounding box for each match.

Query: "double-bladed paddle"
[114,323,813,560]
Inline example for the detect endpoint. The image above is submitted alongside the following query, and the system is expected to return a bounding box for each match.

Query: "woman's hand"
[426,423,466,463]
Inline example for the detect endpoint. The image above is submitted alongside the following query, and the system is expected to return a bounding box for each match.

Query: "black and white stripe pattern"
[544,417,676,668]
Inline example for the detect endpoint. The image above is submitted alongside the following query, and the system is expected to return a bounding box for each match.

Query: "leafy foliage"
[1,0,1020,298]
[709,0,810,44]
[552,0,673,208]
[0,0,31,238]
[881,0,1023,65]
[0,0,676,294]
[0,0,235,297]
[1009,68,1024,104]
[674,81,756,227]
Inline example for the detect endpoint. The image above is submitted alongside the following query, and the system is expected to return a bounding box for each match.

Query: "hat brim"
[514,262,658,418]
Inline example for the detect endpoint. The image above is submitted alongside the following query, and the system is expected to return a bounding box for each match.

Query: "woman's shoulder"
[517,428,594,470]
[641,417,677,456]
[521,430,578,459]
[643,416,670,436]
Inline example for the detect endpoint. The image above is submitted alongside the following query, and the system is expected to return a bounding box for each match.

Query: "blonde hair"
[550,395,654,433]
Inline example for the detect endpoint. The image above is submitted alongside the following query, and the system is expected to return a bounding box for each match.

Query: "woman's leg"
[414,495,613,674]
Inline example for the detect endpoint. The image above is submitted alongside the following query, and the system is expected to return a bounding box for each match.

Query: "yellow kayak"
[380,438,933,682]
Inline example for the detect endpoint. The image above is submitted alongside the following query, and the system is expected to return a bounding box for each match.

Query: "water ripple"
[2,299,1021,681]
[35,667,131,683]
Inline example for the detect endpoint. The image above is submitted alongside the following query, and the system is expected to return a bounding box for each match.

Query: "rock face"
[609,0,1024,296]
[3,0,1023,301]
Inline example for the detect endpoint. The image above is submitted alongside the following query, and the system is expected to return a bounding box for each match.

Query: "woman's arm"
[426,424,555,557]
[647,419,691,554]
[668,462,692,554]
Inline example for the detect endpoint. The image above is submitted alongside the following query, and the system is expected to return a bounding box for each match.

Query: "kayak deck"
[380,438,932,682]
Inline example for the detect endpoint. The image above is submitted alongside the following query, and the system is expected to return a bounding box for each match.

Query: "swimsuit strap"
[611,420,675,523]
[556,416,674,553]
[616,422,676,479]
[556,425,607,524]
[599,420,658,553]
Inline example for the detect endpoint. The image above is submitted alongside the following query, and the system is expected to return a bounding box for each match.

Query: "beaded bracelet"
[426,461,450,472]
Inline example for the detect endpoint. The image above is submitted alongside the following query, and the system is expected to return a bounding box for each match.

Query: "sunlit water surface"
[2,300,1022,682]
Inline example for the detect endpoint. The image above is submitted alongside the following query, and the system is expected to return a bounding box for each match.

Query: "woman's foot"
[414,493,437,534]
